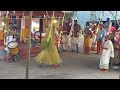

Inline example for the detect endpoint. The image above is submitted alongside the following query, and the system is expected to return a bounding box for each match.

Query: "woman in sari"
[99,35,114,71]
[84,26,92,55]
[91,25,98,51]
[34,17,62,68]
[96,24,106,55]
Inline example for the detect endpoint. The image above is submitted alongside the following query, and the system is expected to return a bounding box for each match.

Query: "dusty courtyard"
[0,50,120,79]
[0,35,119,79]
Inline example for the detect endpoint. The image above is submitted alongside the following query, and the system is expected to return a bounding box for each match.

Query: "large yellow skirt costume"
[34,17,62,65]
[35,44,61,65]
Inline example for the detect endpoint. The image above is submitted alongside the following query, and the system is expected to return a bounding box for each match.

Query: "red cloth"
[118,38,120,46]
[84,46,90,54]
[110,26,115,34]
[97,40,102,54]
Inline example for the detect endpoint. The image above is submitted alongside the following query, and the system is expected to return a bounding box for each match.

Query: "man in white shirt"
[104,18,112,35]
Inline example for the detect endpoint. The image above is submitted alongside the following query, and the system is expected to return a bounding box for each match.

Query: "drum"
[7,41,19,55]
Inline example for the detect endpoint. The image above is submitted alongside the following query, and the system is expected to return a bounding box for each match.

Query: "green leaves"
[3,16,9,24]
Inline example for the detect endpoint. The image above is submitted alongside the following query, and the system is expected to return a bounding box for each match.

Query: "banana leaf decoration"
[3,12,10,45]
[57,17,61,33]
[40,28,51,50]
[3,13,10,32]
[3,17,9,24]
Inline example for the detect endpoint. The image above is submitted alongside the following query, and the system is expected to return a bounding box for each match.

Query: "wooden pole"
[110,11,120,27]
[26,11,32,79]
[39,18,43,44]
[39,18,41,44]
[115,11,117,29]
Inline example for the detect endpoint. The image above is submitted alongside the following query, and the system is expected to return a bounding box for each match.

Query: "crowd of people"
[60,17,120,71]
[0,14,119,72]
[33,16,120,71]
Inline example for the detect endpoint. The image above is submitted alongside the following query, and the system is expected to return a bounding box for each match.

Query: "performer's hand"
[110,57,114,59]
[103,47,108,50]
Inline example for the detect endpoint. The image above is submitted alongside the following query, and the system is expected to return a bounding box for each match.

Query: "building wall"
[75,11,120,30]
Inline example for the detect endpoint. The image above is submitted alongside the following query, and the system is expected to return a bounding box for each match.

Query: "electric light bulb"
[53,19,58,23]
[75,17,77,20]
[2,22,5,26]
[7,11,9,14]
[44,15,45,18]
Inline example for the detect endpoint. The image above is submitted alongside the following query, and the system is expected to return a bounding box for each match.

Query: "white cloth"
[71,37,79,51]
[62,35,69,50]
[104,21,112,35]
[6,35,16,46]
[99,40,114,69]
[97,28,106,46]
[35,32,40,39]
[21,16,25,30]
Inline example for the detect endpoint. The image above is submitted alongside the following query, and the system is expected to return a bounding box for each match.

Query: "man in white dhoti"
[99,35,114,71]
[62,18,72,51]
[104,18,112,35]
[71,20,82,53]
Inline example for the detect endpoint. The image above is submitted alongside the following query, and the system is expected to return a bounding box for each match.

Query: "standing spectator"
[83,26,92,55]
[62,18,72,51]
[104,18,112,35]
[96,23,106,55]
[99,35,114,71]
[71,20,82,53]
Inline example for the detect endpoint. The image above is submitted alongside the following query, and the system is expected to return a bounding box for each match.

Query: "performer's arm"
[103,47,108,50]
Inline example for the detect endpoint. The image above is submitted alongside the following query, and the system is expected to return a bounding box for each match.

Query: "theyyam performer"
[34,14,62,68]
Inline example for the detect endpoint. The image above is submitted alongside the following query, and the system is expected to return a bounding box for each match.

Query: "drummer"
[6,34,16,46]
[5,41,20,61]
